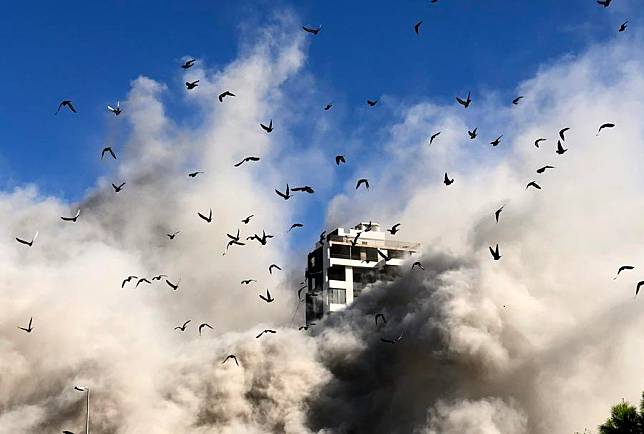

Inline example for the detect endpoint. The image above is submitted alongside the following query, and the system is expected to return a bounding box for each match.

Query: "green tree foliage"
[598,393,644,434]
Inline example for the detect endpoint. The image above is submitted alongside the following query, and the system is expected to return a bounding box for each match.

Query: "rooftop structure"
[305,222,420,324]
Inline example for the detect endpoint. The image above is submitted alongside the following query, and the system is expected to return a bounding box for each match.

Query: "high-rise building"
[305,222,420,324]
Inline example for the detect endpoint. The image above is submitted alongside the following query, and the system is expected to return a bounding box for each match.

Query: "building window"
[328,288,346,304]
[328,265,346,281]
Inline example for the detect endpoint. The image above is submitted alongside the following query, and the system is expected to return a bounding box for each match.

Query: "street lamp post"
[74,386,90,434]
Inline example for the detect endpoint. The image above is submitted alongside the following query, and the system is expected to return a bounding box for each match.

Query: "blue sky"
[0,0,636,212]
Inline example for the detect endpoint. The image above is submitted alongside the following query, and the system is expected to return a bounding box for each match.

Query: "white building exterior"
[305,222,420,324]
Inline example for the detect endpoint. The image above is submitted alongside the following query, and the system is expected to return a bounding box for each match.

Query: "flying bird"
[152,274,167,281]
[556,140,568,155]
[288,223,304,232]
[234,156,260,167]
[536,165,555,174]
[18,317,33,333]
[174,320,191,331]
[121,275,137,288]
[259,289,275,303]
[613,265,635,280]
[375,313,387,325]
[101,146,116,160]
[495,206,504,223]
[247,230,273,246]
[268,264,282,274]
[55,100,77,114]
[367,99,379,107]
[199,323,213,336]
[198,208,213,223]
[218,91,235,102]
[597,0,612,7]
[292,186,314,194]
[387,223,401,235]
[381,333,404,344]
[559,127,570,141]
[489,244,501,261]
[181,59,196,69]
[490,135,503,147]
[456,91,472,108]
[444,172,454,186]
[512,96,524,105]
[188,171,204,178]
[16,232,38,247]
[167,231,180,240]
[136,277,151,288]
[429,131,441,145]
[61,209,80,222]
[534,138,547,148]
[242,215,254,224]
[356,178,370,190]
[526,181,542,190]
[165,278,180,291]
[414,21,422,35]
[637,281,644,297]
[351,231,361,247]
[223,355,239,366]
[412,261,425,270]
[260,120,273,133]
[324,103,333,111]
[619,21,628,32]
[185,80,199,90]
[112,182,126,193]
[255,329,277,338]
[302,25,322,35]
[298,325,310,331]
[468,128,478,139]
[275,184,291,200]
[377,249,391,262]
[107,100,121,116]
[335,155,346,165]
[596,123,615,135]
[241,279,256,285]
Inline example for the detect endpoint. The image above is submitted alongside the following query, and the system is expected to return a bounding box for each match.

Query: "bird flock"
[10,3,638,430]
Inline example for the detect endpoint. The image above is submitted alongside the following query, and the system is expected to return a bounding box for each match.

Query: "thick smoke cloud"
[2,10,644,434]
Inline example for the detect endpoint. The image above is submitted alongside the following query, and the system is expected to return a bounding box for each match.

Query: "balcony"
[328,235,420,251]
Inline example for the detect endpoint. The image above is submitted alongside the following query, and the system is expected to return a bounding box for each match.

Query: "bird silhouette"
[489,244,501,260]
[302,25,322,35]
[167,231,180,240]
[136,277,151,288]
[234,156,260,167]
[18,317,33,333]
[268,264,282,274]
[101,146,116,160]
[490,135,503,147]
[107,100,121,116]
[356,178,370,190]
[526,181,542,190]
[247,230,273,246]
[218,91,235,102]
[556,140,567,155]
[165,278,180,291]
[512,96,524,105]
[495,206,504,223]
[324,103,333,111]
[534,138,547,148]
[260,120,273,133]
[55,100,77,114]
[468,128,478,139]
[62,431,75,434]
[185,80,199,89]
[559,127,570,141]
[241,279,256,285]
[112,182,126,193]
[636,281,644,297]
[351,231,361,247]
[429,131,441,145]
[298,325,310,331]
[289,223,304,232]
[381,333,404,344]
[444,172,454,186]
[174,320,191,331]
[223,355,239,366]
[597,0,611,7]
[613,265,635,280]
[375,313,387,325]
[367,99,379,107]
[291,186,314,194]
[412,261,425,270]
[256,329,277,338]
[152,274,167,281]
[188,171,204,178]
[60,209,81,222]
[377,249,391,262]
[456,91,472,108]
[121,275,137,288]
[259,289,275,303]
[181,59,196,69]
[414,21,422,34]
[334,154,346,165]
[596,123,615,136]
[536,165,555,174]
[619,21,628,32]
[16,232,38,247]
[387,223,401,235]
[199,323,213,336]
[275,184,291,200]
[198,208,213,223]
